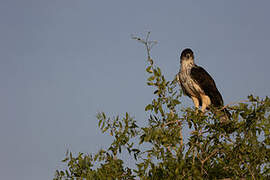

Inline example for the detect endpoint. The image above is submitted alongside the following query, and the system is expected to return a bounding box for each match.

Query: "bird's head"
[180,48,194,64]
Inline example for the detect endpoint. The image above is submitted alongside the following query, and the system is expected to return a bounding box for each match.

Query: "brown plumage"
[177,48,230,121]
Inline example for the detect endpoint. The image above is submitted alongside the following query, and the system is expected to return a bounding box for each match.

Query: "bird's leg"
[200,95,211,112]
[191,96,200,113]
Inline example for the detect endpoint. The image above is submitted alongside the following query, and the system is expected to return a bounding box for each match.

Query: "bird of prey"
[177,48,230,121]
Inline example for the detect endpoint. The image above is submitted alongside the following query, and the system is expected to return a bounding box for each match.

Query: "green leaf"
[157,67,161,76]
[147,76,155,81]
[146,66,153,73]
[172,99,181,105]
[98,119,102,128]
[145,104,153,111]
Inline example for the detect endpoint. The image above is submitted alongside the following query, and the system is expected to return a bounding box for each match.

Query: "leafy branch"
[55,33,270,180]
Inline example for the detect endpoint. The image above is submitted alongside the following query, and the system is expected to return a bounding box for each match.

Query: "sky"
[0,0,270,179]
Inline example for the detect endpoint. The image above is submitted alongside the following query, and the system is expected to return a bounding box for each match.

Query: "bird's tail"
[219,108,231,123]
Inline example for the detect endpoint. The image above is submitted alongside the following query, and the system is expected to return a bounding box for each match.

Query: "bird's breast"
[180,68,204,98]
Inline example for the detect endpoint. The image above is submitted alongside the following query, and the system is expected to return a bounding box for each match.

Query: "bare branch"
[131,32,157,62]
[220,100,249,110]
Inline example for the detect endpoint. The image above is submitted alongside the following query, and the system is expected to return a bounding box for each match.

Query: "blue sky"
[0,0,269,179]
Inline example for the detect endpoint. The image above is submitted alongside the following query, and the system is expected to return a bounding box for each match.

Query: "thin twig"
[202,148,218,164]
[131,32,157,62]
[192,148,196,165]
[178,121,184,148]
[201,99,250,115]
[220,100,249,110]
[164,120,181,126]
[201,148,219,175]
[163,110,183,147]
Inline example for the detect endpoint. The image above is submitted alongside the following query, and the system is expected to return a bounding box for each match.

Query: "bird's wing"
[190,65,224,107]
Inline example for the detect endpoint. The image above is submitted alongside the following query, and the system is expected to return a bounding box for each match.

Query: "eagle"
[177,48,230,121]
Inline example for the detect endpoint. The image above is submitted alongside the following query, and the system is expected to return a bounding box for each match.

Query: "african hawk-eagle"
[177,48,230,121]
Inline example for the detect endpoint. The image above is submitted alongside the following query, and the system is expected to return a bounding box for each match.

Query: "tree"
[54,33,270,180]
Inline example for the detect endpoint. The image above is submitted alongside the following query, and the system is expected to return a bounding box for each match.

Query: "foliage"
[55,33,270,179]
